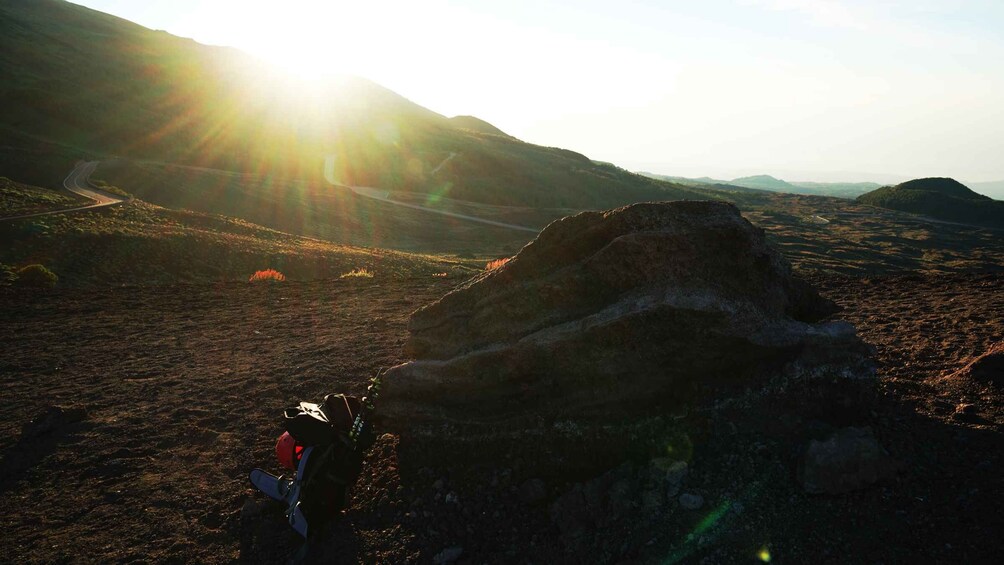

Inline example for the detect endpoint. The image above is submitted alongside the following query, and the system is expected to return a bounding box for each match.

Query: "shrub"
[90,179,130,198]
[0,264,15,287]
[15,264,58,289]
[249,268,286,283]
[485,257,511,271]
[340,268,374,279]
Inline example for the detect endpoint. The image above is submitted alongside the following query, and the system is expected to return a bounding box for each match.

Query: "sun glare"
[212,1,402,86]
[258,36,341,84]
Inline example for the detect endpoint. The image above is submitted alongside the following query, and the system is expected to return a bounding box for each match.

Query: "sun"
[203,2,363,84]
[259,40,343,84]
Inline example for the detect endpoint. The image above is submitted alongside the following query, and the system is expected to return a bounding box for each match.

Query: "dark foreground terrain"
[0,271,1001,564]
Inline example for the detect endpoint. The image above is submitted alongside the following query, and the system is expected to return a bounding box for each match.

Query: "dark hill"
[0,0,704,209]
[857,177,1004,229]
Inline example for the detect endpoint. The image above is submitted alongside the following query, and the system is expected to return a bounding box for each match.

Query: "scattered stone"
[550,484,591,540]
[679,493,704,511]
[799,427,899,494]
[551,459,694,544]
[432,546,463,565]
[608,476,637,518]
[955,403,977,414]
[518,478,548,506]
[641,489,663,515]
[953,404,982,423]
[951,341,1003,385]
[656,459,688,498]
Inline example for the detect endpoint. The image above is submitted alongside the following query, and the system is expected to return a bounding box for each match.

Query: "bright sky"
[72,0,1004,183]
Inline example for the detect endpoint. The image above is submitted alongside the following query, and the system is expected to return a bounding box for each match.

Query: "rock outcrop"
[381,201,873,427]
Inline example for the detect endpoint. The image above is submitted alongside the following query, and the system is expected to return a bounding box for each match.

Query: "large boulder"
[381,201,872,428]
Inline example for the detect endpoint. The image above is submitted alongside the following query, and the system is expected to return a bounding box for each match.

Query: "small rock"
[432,546,463,565]
[799,426,899,494]
[550,485,591,540]
[608,478,636,517]
[433,478,445,490]
[679,493,704,510]
[519,478,548,506]
[444,492,459,504]
[641,489,663,515]
[665,460,688,483]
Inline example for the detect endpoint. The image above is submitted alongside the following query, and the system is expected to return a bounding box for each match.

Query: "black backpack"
[283,393,362,446]
[282,393,367,523]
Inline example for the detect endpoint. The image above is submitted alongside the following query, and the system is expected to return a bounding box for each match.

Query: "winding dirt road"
[323,154,539,233]
[0,161,125,222]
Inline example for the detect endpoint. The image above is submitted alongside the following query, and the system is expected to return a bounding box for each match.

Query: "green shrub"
[15,264,58,289]
[0,264,15,287]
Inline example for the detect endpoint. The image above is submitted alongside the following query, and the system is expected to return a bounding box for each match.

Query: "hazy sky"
[72,0,1004,183]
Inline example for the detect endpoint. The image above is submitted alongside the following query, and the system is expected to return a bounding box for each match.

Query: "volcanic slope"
[0,178,465,287]
[0,0,704,210]
[857,177,1004,229]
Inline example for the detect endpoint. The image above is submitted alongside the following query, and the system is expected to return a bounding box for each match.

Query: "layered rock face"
[381,201,872,426]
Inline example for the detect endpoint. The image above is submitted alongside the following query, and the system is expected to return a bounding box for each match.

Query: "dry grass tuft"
[485,257,511,271]
[249,268,286,283]
[340,268,374,279]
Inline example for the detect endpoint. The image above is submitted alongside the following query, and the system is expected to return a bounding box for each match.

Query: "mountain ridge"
[0,0,703,209]
[637,171,880,198]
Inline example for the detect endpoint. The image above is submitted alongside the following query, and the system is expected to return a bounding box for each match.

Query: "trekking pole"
[349,368,384,451]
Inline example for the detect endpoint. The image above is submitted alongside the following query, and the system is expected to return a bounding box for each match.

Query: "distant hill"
[730,174,799,192]
[857,177,1004,229]
[0,0,704,210]
[638,172,878,198]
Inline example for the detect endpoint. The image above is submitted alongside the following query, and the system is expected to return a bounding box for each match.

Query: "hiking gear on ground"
[249,469,293,502]
[283,393,362,446]
[248,373,383,538]
[249,446,316,537]
[275,431,300,471]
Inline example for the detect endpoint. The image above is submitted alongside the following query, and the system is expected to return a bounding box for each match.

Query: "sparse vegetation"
[486,257,511,271]
[248,269,286,283]
[89,179,130,198]
[0,264,16,287]
[340,268,374,278]
[14,264,57,289]
[0,201,465,287]
[0,177,89,216]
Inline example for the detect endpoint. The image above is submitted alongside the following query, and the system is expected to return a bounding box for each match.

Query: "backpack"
[283,393,362,446]
[282,393,366,525]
